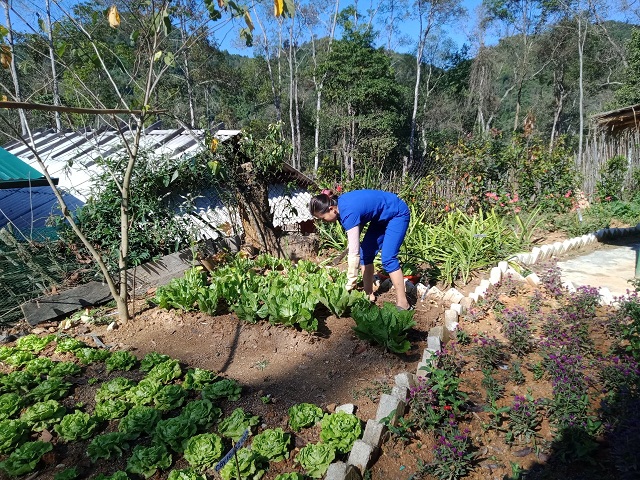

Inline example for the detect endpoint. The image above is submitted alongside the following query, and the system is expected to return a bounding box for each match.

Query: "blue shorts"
[360,205,410,273]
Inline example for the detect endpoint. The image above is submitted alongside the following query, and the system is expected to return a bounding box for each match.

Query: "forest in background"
[1,0,640,187]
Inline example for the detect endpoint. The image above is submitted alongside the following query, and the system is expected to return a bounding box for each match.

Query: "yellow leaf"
[244,11,254,31]
[274,0,283,17]
[210,139,219,152]
[107,5,120,28]
[0,45,11,69]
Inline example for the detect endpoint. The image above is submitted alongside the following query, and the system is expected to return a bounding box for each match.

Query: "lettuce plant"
[218,408,260,442]
[0,441,53,476]
[154,384,187,412]
[94,398,130,420]
[54,411,99,441]
[352,301,416,353]
[48,361,82,378]
[320,412,362,453]
[183,433,224,471]
[274,474,306,480]
[1,371,37,393]
[167,469,206,480]
[126,378,162,406]
[182,368,218,390]
[219,448,268,480]
[0,392,21,420]
[55,337,87,353]
[16,334,55,352]
[94,471,129,480]
[118,405,161,438]
[24,357,55,375]
[106,351,138,372]
[126,444,172,479]
[0,419,29,453]
[146,359,182,383]
[87,432,134,462]
[179,399,221,430]
[140,352,171,372]
[154,416,198,452]
[0,346,15,361]
[4,350,35,367]
[75,347,111,364]
[154,267,206,311]
[288,403,323,432]
[201,378,242,402]
[294,442,336,479]
[20,400,66,431]
[96,377,135,403]
[54,467,78,480]
[251,428,291,461]
[28,378,72,401]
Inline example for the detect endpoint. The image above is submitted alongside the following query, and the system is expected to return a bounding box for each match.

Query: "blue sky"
[4,0,634,59]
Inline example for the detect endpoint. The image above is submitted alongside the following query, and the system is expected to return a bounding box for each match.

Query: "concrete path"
[557,241,640,298]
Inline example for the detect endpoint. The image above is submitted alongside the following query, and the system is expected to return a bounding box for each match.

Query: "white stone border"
[325,224,640,480]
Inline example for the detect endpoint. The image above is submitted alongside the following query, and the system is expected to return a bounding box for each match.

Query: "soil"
[3,228,637,480]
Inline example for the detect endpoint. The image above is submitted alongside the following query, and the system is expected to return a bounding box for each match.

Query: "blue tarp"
[0,187,83,240]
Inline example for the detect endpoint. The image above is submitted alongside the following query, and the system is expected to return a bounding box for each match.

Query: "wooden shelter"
[581,104,640,199]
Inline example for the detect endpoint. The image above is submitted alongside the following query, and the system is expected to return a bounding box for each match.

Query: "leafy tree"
[320,10,407,179]
[615,28,640,107]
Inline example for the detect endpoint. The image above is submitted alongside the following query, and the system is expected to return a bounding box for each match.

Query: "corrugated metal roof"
[0,147,55,188]
[0,187,83,240]
[2,125,315,240]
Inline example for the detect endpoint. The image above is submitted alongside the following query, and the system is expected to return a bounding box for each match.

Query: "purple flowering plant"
[424,418,474,480]
[472,335,508,370]
[499,306,533,357]
[410,364,468,431]
[539,260,564,298]
[505,393,541,445]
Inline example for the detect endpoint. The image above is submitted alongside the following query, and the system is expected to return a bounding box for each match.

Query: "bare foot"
[368,293,376,303]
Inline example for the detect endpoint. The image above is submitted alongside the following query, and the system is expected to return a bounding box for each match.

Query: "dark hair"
[309,190,338,216]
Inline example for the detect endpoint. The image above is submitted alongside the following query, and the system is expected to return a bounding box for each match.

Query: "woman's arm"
[345,226,360,290]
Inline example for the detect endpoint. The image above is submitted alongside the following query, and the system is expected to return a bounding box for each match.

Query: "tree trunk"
[288,20,296,167]
[179,10,196,128]
[236,163,283,257]
[577,16,587,167]
[2,1,27,135]
[45,0,62,132]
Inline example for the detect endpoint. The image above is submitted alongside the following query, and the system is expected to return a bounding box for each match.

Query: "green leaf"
[88,432,134,462]
[294,443,335,478]
[219,448,267,480]
[201,378,241,402]
[251,428,291,462]
[154,416,197,453]
[0,419,29,454]
[218,408,259,442]
[0,441,53,476]
[126,444,172,479]
[54,411,99,442]
[118,405,161,438]
[319,412,362,453]
[288,403,323,432]
[183,433,224,471]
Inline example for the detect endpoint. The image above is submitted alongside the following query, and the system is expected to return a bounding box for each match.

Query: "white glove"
[345,253,360,291]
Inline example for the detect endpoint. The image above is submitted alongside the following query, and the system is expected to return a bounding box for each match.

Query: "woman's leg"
[360,222,386,301]
[380,213,410,309]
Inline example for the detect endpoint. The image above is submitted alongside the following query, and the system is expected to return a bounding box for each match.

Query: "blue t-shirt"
[337,190,408,231]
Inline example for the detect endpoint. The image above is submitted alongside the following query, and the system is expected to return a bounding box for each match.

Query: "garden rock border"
[324,223,640,480]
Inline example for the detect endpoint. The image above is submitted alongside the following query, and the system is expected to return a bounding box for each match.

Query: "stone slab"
[20,248,196,326]
[348,440,377,472]
[375,394,406,423]
[394,372,416,389]
[362,419,386,448]
[21,281,113,326]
